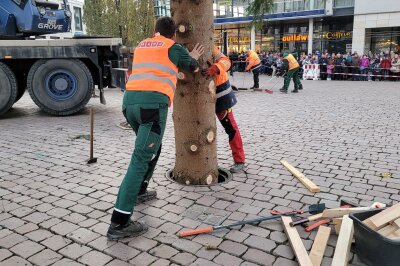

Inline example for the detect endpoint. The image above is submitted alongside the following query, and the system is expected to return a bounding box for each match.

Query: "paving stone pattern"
[1,76,400,265]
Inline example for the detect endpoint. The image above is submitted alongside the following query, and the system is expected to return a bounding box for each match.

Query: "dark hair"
[154,17,176,38]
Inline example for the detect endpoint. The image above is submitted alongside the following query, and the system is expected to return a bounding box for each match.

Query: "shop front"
[366,27,400,54]
[215,17,354,54]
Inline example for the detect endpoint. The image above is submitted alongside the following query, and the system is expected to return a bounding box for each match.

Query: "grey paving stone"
[149,244,179,259]
[171,238,203,254]
[171,252,197,265]
[67,228,101,244]
[196,246,220,260]
[244,235,276,252]
[27,249,62,266]
[103,243,139,261]
[52,258,84,266]
[78,250,112,266]
[218,240,248,256]
[273,244,295,259]
[190,258,220,266]
[0,249,12,262]
[59,243,92,260]
[51,221,79,236]
[41,235,72,251]
[104,259,133,266]
[213,252,243,266]
[14,223,39,235]
[243,248,276,266]
[0,233,27,248]
[273,257,298,266]
[128,236,158,252]
[0,256,32,266]
[129,252,158,266]
[10,240,45,259]
[224,230,250,243]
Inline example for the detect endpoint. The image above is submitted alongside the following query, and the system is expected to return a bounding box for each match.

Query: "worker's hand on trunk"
[202,63,219,78]
[189,43,204,60]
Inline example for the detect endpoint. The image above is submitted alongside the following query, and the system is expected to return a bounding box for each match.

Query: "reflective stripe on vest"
[125,36,178,105]
[215,52,224,61]
[128,73,176,92]
[216,85,233,98]
[285,54,300,70]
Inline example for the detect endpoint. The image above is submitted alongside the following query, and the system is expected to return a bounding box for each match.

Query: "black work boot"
[292,88,299,93]
[107,220,148,240]
[137,190,157,204]
[298,84,303,90]
[279,87,288,93]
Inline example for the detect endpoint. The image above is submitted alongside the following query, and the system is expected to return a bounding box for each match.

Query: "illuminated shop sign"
[321,32,352,39]
[282,34,308,42]
[228,36,251,43]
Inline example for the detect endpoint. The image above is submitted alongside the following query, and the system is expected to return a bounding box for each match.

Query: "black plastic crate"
[350,209,400,266]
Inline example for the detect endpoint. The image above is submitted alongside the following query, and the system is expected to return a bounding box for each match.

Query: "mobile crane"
[0,0,124,116]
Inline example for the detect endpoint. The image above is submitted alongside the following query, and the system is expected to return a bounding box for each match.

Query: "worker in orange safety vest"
[245,50,262,90]
[203,47,245,173]
[107,17,204,240]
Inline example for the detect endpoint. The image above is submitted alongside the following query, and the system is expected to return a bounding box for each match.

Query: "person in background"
[390,54,400,80]
[245,50,262,90]
[327,59,334,81]
[360,55,370,81]
[380,54,392,81]
[335,53,344,80]
[319,53,328,80]
[351,52,360,81]
[203,47,245,173]
[279,52,303,93]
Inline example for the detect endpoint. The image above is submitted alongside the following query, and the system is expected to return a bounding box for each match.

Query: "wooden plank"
[391,218,400,229]
[387,229,400,240]
[282,216,313,266]
[377,225,397,237]
[309,226,331,266]
[364,203,400,230]
[280,160,320,193]
[332,218,343,235]
[322,207,371,218]
[332,215,354,266]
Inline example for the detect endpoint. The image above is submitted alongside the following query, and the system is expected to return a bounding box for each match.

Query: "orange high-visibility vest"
[285,54,300,70]
[126,35,178,105]
[213,47,231,86]
[245,50,261,71]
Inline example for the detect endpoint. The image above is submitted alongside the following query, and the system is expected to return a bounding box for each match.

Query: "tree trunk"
[171,0,218,185]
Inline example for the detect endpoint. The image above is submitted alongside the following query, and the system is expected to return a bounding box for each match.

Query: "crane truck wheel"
[0,62,18,116]
[15,84,26,103]
[27,59,93,116]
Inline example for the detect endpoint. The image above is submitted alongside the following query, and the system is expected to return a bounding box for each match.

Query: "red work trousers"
[217,109,245,163]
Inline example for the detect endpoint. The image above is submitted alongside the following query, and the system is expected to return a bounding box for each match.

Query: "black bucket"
[350,209,400,266]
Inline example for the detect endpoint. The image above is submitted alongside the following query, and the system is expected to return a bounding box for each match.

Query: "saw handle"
[305,219,331,232]
[178,227,213,237]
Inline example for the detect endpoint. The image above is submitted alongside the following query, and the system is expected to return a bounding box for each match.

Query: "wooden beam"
[391,218,400,229]
[332,218,343,235]
[280,160,320,193]
[332,215,354,266]
[322,207,372,218]
[282,216,313,266]
[309,225,331,266]
[364,203,400,230]
[377,224,397,237]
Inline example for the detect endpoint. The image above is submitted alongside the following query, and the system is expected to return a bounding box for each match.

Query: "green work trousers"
[114,101,168,215]
[283,67,302,90]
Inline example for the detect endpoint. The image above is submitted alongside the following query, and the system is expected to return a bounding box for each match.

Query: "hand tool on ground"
[305,219,332,232]
[87,108,97,164]
[177,203,325,237]
[290,200,360,227]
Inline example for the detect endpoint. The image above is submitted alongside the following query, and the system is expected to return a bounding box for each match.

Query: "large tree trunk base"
[165,168,232,186]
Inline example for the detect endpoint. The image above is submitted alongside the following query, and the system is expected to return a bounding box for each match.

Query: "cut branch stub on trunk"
[171,0,218,185]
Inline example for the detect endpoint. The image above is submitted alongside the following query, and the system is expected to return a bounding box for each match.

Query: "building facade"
[144,0,400,54]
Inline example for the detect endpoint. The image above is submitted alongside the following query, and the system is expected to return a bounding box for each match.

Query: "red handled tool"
[178,203,325,237]
[305,219,331,232]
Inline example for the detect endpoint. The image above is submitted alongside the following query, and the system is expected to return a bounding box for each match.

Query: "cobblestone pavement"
[1,74,399,266]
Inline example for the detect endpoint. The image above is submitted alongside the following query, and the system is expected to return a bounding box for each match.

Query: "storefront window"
[334,0,355,8]
[312,19,353,54]
[367,27,400,54]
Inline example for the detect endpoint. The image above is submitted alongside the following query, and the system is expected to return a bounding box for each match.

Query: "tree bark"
[171,0,218,185]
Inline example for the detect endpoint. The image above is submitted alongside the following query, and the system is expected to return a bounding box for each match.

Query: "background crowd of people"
[229,49,400,81]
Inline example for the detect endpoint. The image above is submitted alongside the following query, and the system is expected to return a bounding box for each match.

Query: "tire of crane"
[14,84,26,103]
[0,62,18,116]
[27,59,93,116]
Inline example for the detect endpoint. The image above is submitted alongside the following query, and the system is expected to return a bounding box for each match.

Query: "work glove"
[202,61,220,78]
[189,43,205,60]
